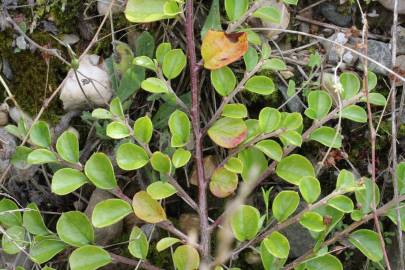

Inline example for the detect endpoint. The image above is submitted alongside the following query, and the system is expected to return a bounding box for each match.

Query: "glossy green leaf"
[173,245,200,270]
[341,105,367,123]
[231,205,261,241]
[208,117,247,149]
[169,110,191,147]
[252,6,281,23]
[367,71,378,91]
[30,235,66,264]
[116,143,149,171]
[245,119,261,142]
[260,240,286,270]
[116,65,144,101]
[299,211,325,232]
[133,56,156,71]
[132,191,167,223]
[69,245,111,270]
[259,107,281,133]
[156,237,180,252]
[0,198,22,228]
[56,211,94,247]
[306,254,343,270]
[92,199,132,228]
[27,149,57,164]
[156,42,172,64]
[136,32,155,56]
[238,148,268,182]
[211,66,236,96]
[163,49,187,79]
[299,176,321,204]
[361,93,387,106]
[245,76,275,95]
[262,58,286,71]
[23,203,49,236]
[314,205,344,235]
[280,130,302,147]
[281,112,303,130]
[340,72,360,100]
[147,181,177,200]
[263,231,290,258]
[276,154,315,185]
[84,153,117,190]
[272,191,300,222]
[224,157,244,174]
[141,77,169,93]
[305,91,332,120]
[172,148,191,168]
[336,169,356,191]
[125,0,180,23]
[222,103,248,118]
[283,0,298,5]
[109,97,125,119]
[2,226,26,254]
[106,121,130,139]
[133,116,153,144]
[150,151,171,174]
[398,162,405,195]
[254,140,283,162]
[328,195,354,213]
[56,131,79,163]
[244,46,259,72]
[225,0,249,21]
[52,168,88,195]
[310,126,342,148]
[11,146,32,169]
[349,229,383,262]
[355,178,380,214]
[386,203,405,231]
[30,121,51,148]
[128,226,149,259]
[209,167,238,198]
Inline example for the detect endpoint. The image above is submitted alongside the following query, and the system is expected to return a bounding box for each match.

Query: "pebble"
[59,54,113,110]
[321,32,358,66]
[320,2,352,27]
[356,39,392,75]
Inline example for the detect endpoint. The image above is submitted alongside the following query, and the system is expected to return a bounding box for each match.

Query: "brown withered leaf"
[201,30,248,70]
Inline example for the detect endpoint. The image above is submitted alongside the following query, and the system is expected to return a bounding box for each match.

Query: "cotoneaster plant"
[1,0,405,270]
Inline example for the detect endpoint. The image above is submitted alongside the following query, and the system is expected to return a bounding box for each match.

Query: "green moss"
[0,30,66,124]
[50,0,83,33]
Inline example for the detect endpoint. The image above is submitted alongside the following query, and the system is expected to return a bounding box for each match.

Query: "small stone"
[320,2,352,27]
[60,54,113,110]
[396,26,405,55]
[280,70,295,80]
[279,84,304,113]
[16,35,27,50]
[61,34,80,45]
[1,57,13,80]
[321,32,359,66]
[0,111,9,126]
[356,40,392,75]
[85,189,123,246]
[378,0,405,14]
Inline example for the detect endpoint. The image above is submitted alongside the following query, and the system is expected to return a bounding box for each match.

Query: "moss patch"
[0,30,67,124]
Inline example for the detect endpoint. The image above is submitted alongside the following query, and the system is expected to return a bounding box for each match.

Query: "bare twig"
[185,0,210,261]
[390,0,404,268]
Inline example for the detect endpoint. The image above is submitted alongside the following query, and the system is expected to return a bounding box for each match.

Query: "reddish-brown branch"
[185,0,210,260]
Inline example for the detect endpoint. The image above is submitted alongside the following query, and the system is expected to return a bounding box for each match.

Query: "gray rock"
[322,32,358,66]
[279,85,304,113]
[320,2,352,27]
[85,189,123,246]
[396,26,405,55]
[378,0,405,14]
[1,57,13,80]
[0,127,16,175]
[59,54,113,111]
[356,40,392,75]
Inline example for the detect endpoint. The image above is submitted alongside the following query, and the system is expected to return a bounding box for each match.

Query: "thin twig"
[185,0,210,262]
[390,0,404,268]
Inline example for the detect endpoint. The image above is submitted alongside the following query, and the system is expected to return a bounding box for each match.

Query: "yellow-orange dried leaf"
[201,30,248,70]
